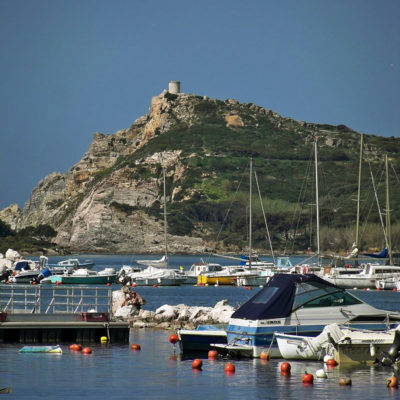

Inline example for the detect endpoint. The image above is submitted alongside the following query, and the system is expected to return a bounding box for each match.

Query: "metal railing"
[0,284,113,315]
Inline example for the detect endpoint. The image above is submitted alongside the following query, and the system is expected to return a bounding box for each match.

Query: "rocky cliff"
[1,89,399,254]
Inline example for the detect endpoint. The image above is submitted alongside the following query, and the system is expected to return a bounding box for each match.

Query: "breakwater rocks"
[113,289,235,329]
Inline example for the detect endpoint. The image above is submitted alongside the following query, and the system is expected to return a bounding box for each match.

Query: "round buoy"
[316,369,327,378]
[169,334,179,344]
[260,352,270,361]
[302,371,314,384]
[100,336,108,343]
[280,362,291,373]
[208,350,218,358]
[32,281,37,285]
[131,344,141,350]
[386,376,398,388]
[393,288,397,292]
[326,358,337,366]
[339,377,352,386]
[377,286,381,291]
[69,344,76,350]
[224,362,235,373]
[192,359,203,370]
[56,281,61,285]
[153,284,158,288]
[82,347,92,354]
[69,344,82,351]
[106,283,111,286]
[131,283,136,287]
[245,286,252,290]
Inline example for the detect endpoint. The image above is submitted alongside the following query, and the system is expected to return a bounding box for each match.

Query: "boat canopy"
[363,248,388,259]
[231,274,360,321]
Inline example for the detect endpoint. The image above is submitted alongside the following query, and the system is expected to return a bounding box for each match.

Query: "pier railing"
[0,285,113,316]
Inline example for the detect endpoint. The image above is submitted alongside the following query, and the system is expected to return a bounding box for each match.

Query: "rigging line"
[391,162,400,184]
[253,167,275,263]
[284,149,314,254]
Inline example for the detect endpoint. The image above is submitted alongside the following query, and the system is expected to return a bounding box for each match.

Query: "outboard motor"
[31,267,51,284]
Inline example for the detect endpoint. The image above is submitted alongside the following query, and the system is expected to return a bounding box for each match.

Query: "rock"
[5,249,21,262]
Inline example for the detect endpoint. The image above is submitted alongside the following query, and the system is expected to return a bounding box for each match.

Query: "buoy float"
[131,344,141,350]
[377,286,381,291]
[106,283,111,286]
[69,344,82,351]
[169,334,179,344]
[280,362,291,373]
[326,358,337,366]
[32,281,37,285]
[259,352,269,361]
[302,371,314,384]
[131,283,136,287]
[393,288,397,292]
[100,336,108,343]
[316,369,327,378]
[56,281,61,285]
[224,362,235,373]
[208,350,218,358]
[245,286,252,290]
[192,359,203,370]
[82,347,92,354]
[339,377,352,386]
[153,284,158,288]
[386,376,398,388]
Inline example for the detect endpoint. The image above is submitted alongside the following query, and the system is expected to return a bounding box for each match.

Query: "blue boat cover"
[231,274,339,321]
[363,248,388,258]
[14,261,30,271]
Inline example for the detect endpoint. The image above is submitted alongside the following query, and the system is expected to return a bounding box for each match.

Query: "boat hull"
[50,275,116,284]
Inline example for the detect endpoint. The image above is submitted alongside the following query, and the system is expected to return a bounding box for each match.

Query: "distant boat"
[19,345,62,353]
[48,268,116,285]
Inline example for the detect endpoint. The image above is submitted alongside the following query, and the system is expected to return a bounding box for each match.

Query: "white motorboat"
[53,258,95,270]
[323,263,400,289]
[117,265,186,286]
[276,322,400,364]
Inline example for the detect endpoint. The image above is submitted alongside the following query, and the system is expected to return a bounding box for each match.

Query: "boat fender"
[316,369,327,378]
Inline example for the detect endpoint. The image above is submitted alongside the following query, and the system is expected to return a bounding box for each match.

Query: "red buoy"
[82,347,92,354]
[153,284,158,288]
[208,350,218,358]
[131,283,136,287]
[326,358,337,366]
[280,362,291,373]
[224,362,235,373]
[131,344,141,350]
[106,283,111,286]
[192,359,203,370]
[56,281,61,285]
[302,371,314,384]
[393,288,397,292]
[69,344,82,351]
[260,352,269,361]
[169,334,179,344]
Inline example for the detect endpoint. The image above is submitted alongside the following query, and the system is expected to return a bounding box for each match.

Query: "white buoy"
[316,369,328,378]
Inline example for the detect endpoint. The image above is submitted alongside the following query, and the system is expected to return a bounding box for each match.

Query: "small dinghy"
[0,387,12,394]
[19,345,62,354]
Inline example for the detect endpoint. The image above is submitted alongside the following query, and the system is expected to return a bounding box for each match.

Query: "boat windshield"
[292,282,362,310]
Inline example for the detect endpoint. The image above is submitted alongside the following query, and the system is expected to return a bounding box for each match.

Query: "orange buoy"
[192,359,203,370]
[393,288,397,292]
[153,284,158,288]
[32,281,37,285]
[131,283,136,287]
[326,358,337,366]
[82,347,92,354]
[386,376,398,388]
[208,350,218,358]
[224,362,235,373]
[280,362,291,373]
[302,371,314,384]
[69,344,76,350]
[131,344,141,350]
[69,344,82,351]
[245,286,252,290]
[106,282,111,286]
[56,281,61,285]
[169,334,179,344]
[260,352,270,361]
[377,287,381,291]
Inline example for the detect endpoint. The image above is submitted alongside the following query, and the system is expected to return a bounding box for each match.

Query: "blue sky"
[0,0,399,210]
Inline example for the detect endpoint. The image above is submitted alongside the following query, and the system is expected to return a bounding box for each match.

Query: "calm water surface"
[2,254,400,399]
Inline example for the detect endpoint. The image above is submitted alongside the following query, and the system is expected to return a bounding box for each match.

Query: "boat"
[53,258,95,270]
[276,323,400,365]
[19,345,63,353]
[177,325,228,353]
[323,263,400,289]
[183,261,224,284]
[10,260,41,283]
[48,268,117,285]
[119,265,186,286]
[205,273,400,358]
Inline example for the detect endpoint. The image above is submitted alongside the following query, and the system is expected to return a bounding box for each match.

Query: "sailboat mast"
[163,167,168,259]
[385,155,393,265]
[314,139,320,266]
[355,134,363,255]
[249,158,252,269]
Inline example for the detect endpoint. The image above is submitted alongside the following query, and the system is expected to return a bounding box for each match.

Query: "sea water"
[1,254,400,399]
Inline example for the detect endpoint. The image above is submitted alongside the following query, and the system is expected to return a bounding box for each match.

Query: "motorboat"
[116,265,186,286]
[47,268,116,285]
[51,258,95,271]
[177,325,228,353]
[183,262,224,284]
[375,276,398,290]
[323,263,400,289]
[135,255,168,269]
[10,260,41,283]
[205,273,400,358]
[276,322,400,365]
